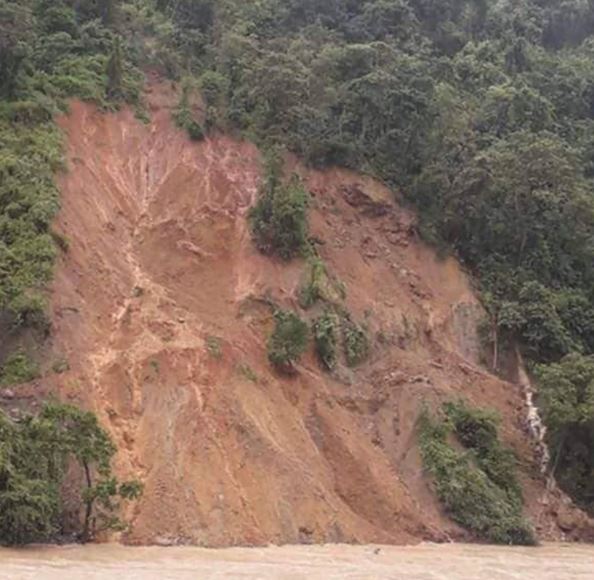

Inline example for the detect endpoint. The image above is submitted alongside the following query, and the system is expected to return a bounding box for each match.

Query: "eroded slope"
[46,89,577,546]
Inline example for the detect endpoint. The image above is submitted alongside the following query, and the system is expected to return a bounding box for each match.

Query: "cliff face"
[43,85,583,546]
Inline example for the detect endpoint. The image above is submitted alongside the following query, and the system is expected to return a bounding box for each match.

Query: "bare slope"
[45,86,583,546]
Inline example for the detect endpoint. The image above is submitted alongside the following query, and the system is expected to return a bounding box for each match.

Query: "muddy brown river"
[0,543,593,579]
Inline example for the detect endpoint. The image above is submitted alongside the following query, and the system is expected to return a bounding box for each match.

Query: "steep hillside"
[40,85,587,546]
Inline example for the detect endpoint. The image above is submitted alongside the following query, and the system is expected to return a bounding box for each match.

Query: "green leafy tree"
[0,404,142,546]
[106,36,124,101]
[535,354,594,512]
[249,152,310,260]
[0,1,34,97]
[39,404,142,543]
[101,0,118,27]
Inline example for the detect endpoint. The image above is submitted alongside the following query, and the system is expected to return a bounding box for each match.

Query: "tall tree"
[106,35,124,100]
[0,1,34,97]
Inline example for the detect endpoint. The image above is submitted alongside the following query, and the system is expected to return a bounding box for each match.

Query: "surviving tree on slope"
[0,404,142,546]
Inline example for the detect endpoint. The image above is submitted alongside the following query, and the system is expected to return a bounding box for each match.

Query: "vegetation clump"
[249,152,309,260]
[267,309,308,372]
[0,0,143,332]
[313,309,339,370]
[237,363,258,383]
[299,256,346,309]
[419,402,535,546]
[341,315,370,367]
[535,354,594,514]
[0,351,40,386]
[299,256,327,308]
[0,403,142,546]
[444,401,523,502]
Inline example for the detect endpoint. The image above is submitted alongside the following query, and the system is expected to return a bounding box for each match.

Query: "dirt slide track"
[45,83,585,546]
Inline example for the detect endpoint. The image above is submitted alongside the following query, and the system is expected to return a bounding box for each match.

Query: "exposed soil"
[22,80,590,546]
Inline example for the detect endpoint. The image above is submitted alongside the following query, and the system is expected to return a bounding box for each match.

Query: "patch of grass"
[206,336,222,359]
[267,309,309,372]
[0,351,40,386]
[418,404,536,546]
[237,363,258,383]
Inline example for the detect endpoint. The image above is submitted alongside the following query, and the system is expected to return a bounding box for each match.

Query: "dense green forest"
[2,0,594,542]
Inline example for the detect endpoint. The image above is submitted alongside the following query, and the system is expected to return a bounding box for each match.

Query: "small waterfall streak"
[516,348,550,475]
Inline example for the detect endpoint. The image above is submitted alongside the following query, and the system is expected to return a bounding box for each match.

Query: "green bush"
[267,309,309,372]
[0,351,40,386]
[299,256,346,309]
[419,405,535,546]
[249,153,309,260]
[444,401,522,501]
[341,316,370,367]
[313,309,339,370]
[299,256,327,308]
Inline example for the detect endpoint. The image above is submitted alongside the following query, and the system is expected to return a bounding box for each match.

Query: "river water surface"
[0,543,592,579]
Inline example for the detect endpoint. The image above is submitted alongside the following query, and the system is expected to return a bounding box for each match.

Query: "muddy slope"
[45,86,585,546]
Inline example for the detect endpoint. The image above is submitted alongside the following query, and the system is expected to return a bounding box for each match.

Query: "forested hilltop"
[2,0,594,543]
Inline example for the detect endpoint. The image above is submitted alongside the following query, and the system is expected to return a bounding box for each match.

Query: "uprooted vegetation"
[419,401,535,546]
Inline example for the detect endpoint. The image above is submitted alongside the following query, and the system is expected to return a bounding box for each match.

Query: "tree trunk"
[492,316,499,372]
[80,460,94,544]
